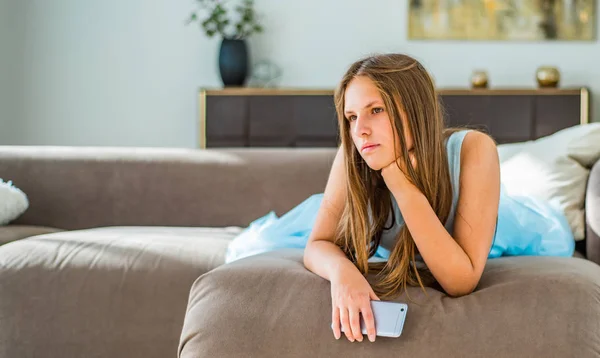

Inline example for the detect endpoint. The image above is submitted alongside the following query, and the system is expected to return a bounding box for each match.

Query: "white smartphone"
[331,300,408,338]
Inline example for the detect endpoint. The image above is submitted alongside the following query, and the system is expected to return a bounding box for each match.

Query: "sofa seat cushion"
[178,249,600,358]
[0,225,240,358]
[0,224,63,245]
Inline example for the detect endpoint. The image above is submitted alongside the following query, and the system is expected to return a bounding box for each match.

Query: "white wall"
[3,0,600,147]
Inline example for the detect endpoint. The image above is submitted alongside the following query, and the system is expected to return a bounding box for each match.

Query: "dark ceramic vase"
[218,38,248,87]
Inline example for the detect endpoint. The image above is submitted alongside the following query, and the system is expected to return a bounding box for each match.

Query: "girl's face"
[344,76,413,171]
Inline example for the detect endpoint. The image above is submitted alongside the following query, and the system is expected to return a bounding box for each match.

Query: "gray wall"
[1,0,599,147]
[0,0,6,141]
[0,0,19,144]
[4,0,210,147]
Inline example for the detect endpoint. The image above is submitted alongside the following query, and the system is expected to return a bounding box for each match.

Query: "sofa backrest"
[0,146,337,229]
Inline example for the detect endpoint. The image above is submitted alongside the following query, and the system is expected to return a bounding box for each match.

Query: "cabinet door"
[535,95,580,138]
[247,96,295,146]
[441,94,491,129]
[293,95,339,147]
[486,96,532,143]
[440,95,532,144]
[246,95,339,147]
[205,95,248,147]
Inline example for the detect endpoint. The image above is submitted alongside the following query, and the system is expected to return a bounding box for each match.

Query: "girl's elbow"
[302,243,312,268]
[444,279,479,298]
[445,286,474,298]
[303,241,318,270]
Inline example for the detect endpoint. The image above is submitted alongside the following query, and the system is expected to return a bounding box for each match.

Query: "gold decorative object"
[536,66,560,88]
[471,70,489,88]
[409,1,595,41]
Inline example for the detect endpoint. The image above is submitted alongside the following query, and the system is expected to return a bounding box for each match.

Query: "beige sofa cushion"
[0,225,63,245]
[0,226,239,358]
[179,249,600,358]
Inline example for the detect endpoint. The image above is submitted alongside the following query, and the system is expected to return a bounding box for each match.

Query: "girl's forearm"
[391,187,477,297]
[304,240,355,283]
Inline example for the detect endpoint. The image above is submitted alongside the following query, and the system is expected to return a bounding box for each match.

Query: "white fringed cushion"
[0,179,29,225]
[498,123,600,241]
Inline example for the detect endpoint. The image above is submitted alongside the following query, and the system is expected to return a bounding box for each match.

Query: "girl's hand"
[330,262,380,342]
[380,150,417,194]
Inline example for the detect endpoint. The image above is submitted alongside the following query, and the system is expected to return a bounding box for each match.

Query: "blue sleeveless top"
[378,130,470,252]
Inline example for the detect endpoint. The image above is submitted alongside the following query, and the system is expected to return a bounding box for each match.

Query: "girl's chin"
[363,158,385,171]
[358,149,394,171]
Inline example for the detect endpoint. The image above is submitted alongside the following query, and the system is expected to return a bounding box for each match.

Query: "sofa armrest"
[586,160,600,265]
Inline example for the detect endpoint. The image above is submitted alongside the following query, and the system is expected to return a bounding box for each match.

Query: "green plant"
[187,0,264,40]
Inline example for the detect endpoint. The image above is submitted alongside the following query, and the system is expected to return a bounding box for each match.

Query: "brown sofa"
[0,145,599,358]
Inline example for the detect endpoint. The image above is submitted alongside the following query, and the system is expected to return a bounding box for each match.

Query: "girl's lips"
[361,144,380,153]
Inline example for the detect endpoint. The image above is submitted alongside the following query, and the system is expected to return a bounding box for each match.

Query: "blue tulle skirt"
[225,185,575,264]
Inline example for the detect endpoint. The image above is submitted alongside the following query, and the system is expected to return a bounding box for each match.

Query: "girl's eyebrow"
[344,100,382,115]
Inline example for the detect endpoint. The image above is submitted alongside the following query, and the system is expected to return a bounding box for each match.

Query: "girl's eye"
[372,107,384,114]
[347,115,357,121]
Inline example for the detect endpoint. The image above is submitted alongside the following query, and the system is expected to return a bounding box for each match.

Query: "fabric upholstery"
[0,225,63,245]
[1,145,599,358]
[0,146,336,230]
[586,160,600,264]
[179,249,600,358]
[0,226,240,358]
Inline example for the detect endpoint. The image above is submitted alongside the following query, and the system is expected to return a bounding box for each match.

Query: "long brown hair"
[333,53,460,300]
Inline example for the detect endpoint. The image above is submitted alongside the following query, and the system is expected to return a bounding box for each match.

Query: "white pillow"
[499,123,600,241]
[497,141,532,163]
[0,179,29,225]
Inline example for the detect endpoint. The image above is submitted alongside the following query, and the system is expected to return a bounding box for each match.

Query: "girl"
[226,52,573,343]
[302,53,501,343]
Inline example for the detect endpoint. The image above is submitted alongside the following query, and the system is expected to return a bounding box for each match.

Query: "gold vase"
[471,70,488,89]
[536,66,560,88]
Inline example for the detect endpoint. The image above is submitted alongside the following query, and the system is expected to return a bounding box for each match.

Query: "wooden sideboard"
[198,87,590,148]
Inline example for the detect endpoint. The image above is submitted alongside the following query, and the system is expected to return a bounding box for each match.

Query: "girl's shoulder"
[446,129,495,163]
[455,130,499,181]
[445,129,471,152]
[446,129,497,192]
[445,129,472,178]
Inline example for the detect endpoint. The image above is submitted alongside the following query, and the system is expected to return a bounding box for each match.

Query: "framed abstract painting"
[408,0,596,41]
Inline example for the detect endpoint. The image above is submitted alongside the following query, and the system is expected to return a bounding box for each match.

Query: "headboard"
[199,87,590,148]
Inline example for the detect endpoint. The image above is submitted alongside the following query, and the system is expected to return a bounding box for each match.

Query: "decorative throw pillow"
[497,141,532,163]
[0,179,29,225]
[498,123,600,241]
